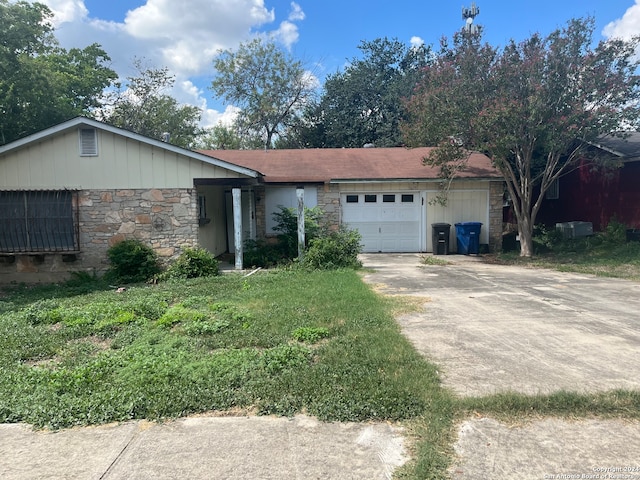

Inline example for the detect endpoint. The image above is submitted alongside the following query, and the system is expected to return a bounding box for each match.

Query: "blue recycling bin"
[455,222,482,255]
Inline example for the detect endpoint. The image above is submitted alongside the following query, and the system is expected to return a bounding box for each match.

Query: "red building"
[536,133,640,232]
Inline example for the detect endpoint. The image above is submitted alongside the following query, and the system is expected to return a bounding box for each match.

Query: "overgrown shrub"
[105,239,161,284]
[603,218,628,245]
[303,226,362,269]
[162,247,219,280]
[532,224,565,253]
[243,239,288,268]
[272,206,323,258]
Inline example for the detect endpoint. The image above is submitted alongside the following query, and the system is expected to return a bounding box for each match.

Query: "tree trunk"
[517,214,534,257]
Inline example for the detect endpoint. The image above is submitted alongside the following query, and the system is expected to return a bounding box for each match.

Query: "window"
[346,195,359,203]
[364,194,377,203]
[79,128,98,156]
[545,178,559,200]
[401,194,414,203]
[0,190,79,253]
[383,194,395,203]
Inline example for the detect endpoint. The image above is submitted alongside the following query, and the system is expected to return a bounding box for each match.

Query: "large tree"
[318,37,430,148]
[101,60,203,148]
[0,0,116,144]
[402,18,640,257]
[210,38,315,149]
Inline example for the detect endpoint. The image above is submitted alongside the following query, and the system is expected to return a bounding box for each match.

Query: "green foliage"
[0,1,117,145]
[161,247,219,280]
[156,305,206,329]
[302,226,363,269]
[22,299,62,325]
[211,38,314,149]
[243,239,289,268]
[272,206,323,258]
[317,38,431,148]
[244,209,362,269]
[101,59,202,148]
[192,122,243,150]
[0,269,443,430]
[603,218,628,245]
[292,326,330,344]
[403,17,640,257]
[105,239,161,285]
[259,344,312,374]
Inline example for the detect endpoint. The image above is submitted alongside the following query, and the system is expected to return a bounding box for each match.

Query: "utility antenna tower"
[462,2,480,35]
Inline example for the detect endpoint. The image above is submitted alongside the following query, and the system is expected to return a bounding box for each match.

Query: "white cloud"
[288,2,305,22]
[40,0,88,26]
[410,36,424,48]
[274,21,300,48]
[24,0,307,127]
[603,1,640,40]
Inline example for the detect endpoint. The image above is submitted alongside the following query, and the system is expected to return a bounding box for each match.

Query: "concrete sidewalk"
[0,415,407,480]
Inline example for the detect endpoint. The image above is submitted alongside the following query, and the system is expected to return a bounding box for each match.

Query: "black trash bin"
[455,222,482,255]
[431,223,451,255]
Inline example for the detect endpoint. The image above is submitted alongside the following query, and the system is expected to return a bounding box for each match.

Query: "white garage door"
[341,192,422,252]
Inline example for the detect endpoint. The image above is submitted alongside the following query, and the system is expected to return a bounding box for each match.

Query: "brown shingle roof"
[199,147,501,183]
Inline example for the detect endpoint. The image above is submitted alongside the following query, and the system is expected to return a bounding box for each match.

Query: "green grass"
[0,269,443,426]
[2,262,639,479]
[495,234,640,280]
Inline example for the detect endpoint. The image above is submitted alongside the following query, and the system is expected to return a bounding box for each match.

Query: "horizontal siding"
[426,190,490,251]
[0,129,250,190]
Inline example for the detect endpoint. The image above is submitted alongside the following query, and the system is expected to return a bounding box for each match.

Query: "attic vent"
[79,128,98,156]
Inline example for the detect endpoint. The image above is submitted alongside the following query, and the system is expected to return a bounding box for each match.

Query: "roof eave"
[0,117,262,179]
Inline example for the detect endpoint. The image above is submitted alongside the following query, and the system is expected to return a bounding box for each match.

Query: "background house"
[0,118,504,283]
[536,133,640,232]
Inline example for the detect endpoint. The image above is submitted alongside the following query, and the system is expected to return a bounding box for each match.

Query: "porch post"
[297,186,305,260]
[232,187,243,270]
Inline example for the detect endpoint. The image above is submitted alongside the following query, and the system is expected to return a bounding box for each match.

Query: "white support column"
[232,187,243,270]
[297,186,305,260]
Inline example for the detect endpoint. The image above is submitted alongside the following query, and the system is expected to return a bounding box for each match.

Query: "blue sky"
[32,0,640,127]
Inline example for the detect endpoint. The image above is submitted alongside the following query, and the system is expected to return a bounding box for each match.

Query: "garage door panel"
[342,193,421,253]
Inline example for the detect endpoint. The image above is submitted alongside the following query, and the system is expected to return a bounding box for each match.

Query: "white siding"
[426,189,489,252]
[0,129,251,190]
[264,186,318,233]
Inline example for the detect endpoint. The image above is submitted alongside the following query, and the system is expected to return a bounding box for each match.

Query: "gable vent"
[79,128,98,156]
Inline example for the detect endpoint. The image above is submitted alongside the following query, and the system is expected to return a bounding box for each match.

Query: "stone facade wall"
[0,188,198,283]
[317,183,341,231]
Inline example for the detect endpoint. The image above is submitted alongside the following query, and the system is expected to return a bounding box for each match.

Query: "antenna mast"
[462,2,480,35]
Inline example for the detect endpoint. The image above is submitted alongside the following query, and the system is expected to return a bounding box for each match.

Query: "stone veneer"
[79,188,198,268]
[0,188,198,283]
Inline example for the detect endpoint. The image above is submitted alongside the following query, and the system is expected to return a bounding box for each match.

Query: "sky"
[27,0,640,128]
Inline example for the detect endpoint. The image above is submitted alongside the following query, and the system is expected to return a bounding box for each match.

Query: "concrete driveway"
[360,253,640,396]
[360,253,640,479]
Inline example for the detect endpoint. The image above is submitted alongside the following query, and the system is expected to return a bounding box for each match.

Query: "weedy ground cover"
[2,260,639,479]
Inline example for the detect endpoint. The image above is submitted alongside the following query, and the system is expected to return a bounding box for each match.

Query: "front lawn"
[0,269,448,430]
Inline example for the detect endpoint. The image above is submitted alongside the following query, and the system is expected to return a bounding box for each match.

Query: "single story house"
[0,117,503,283]
[536,133,640,232]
